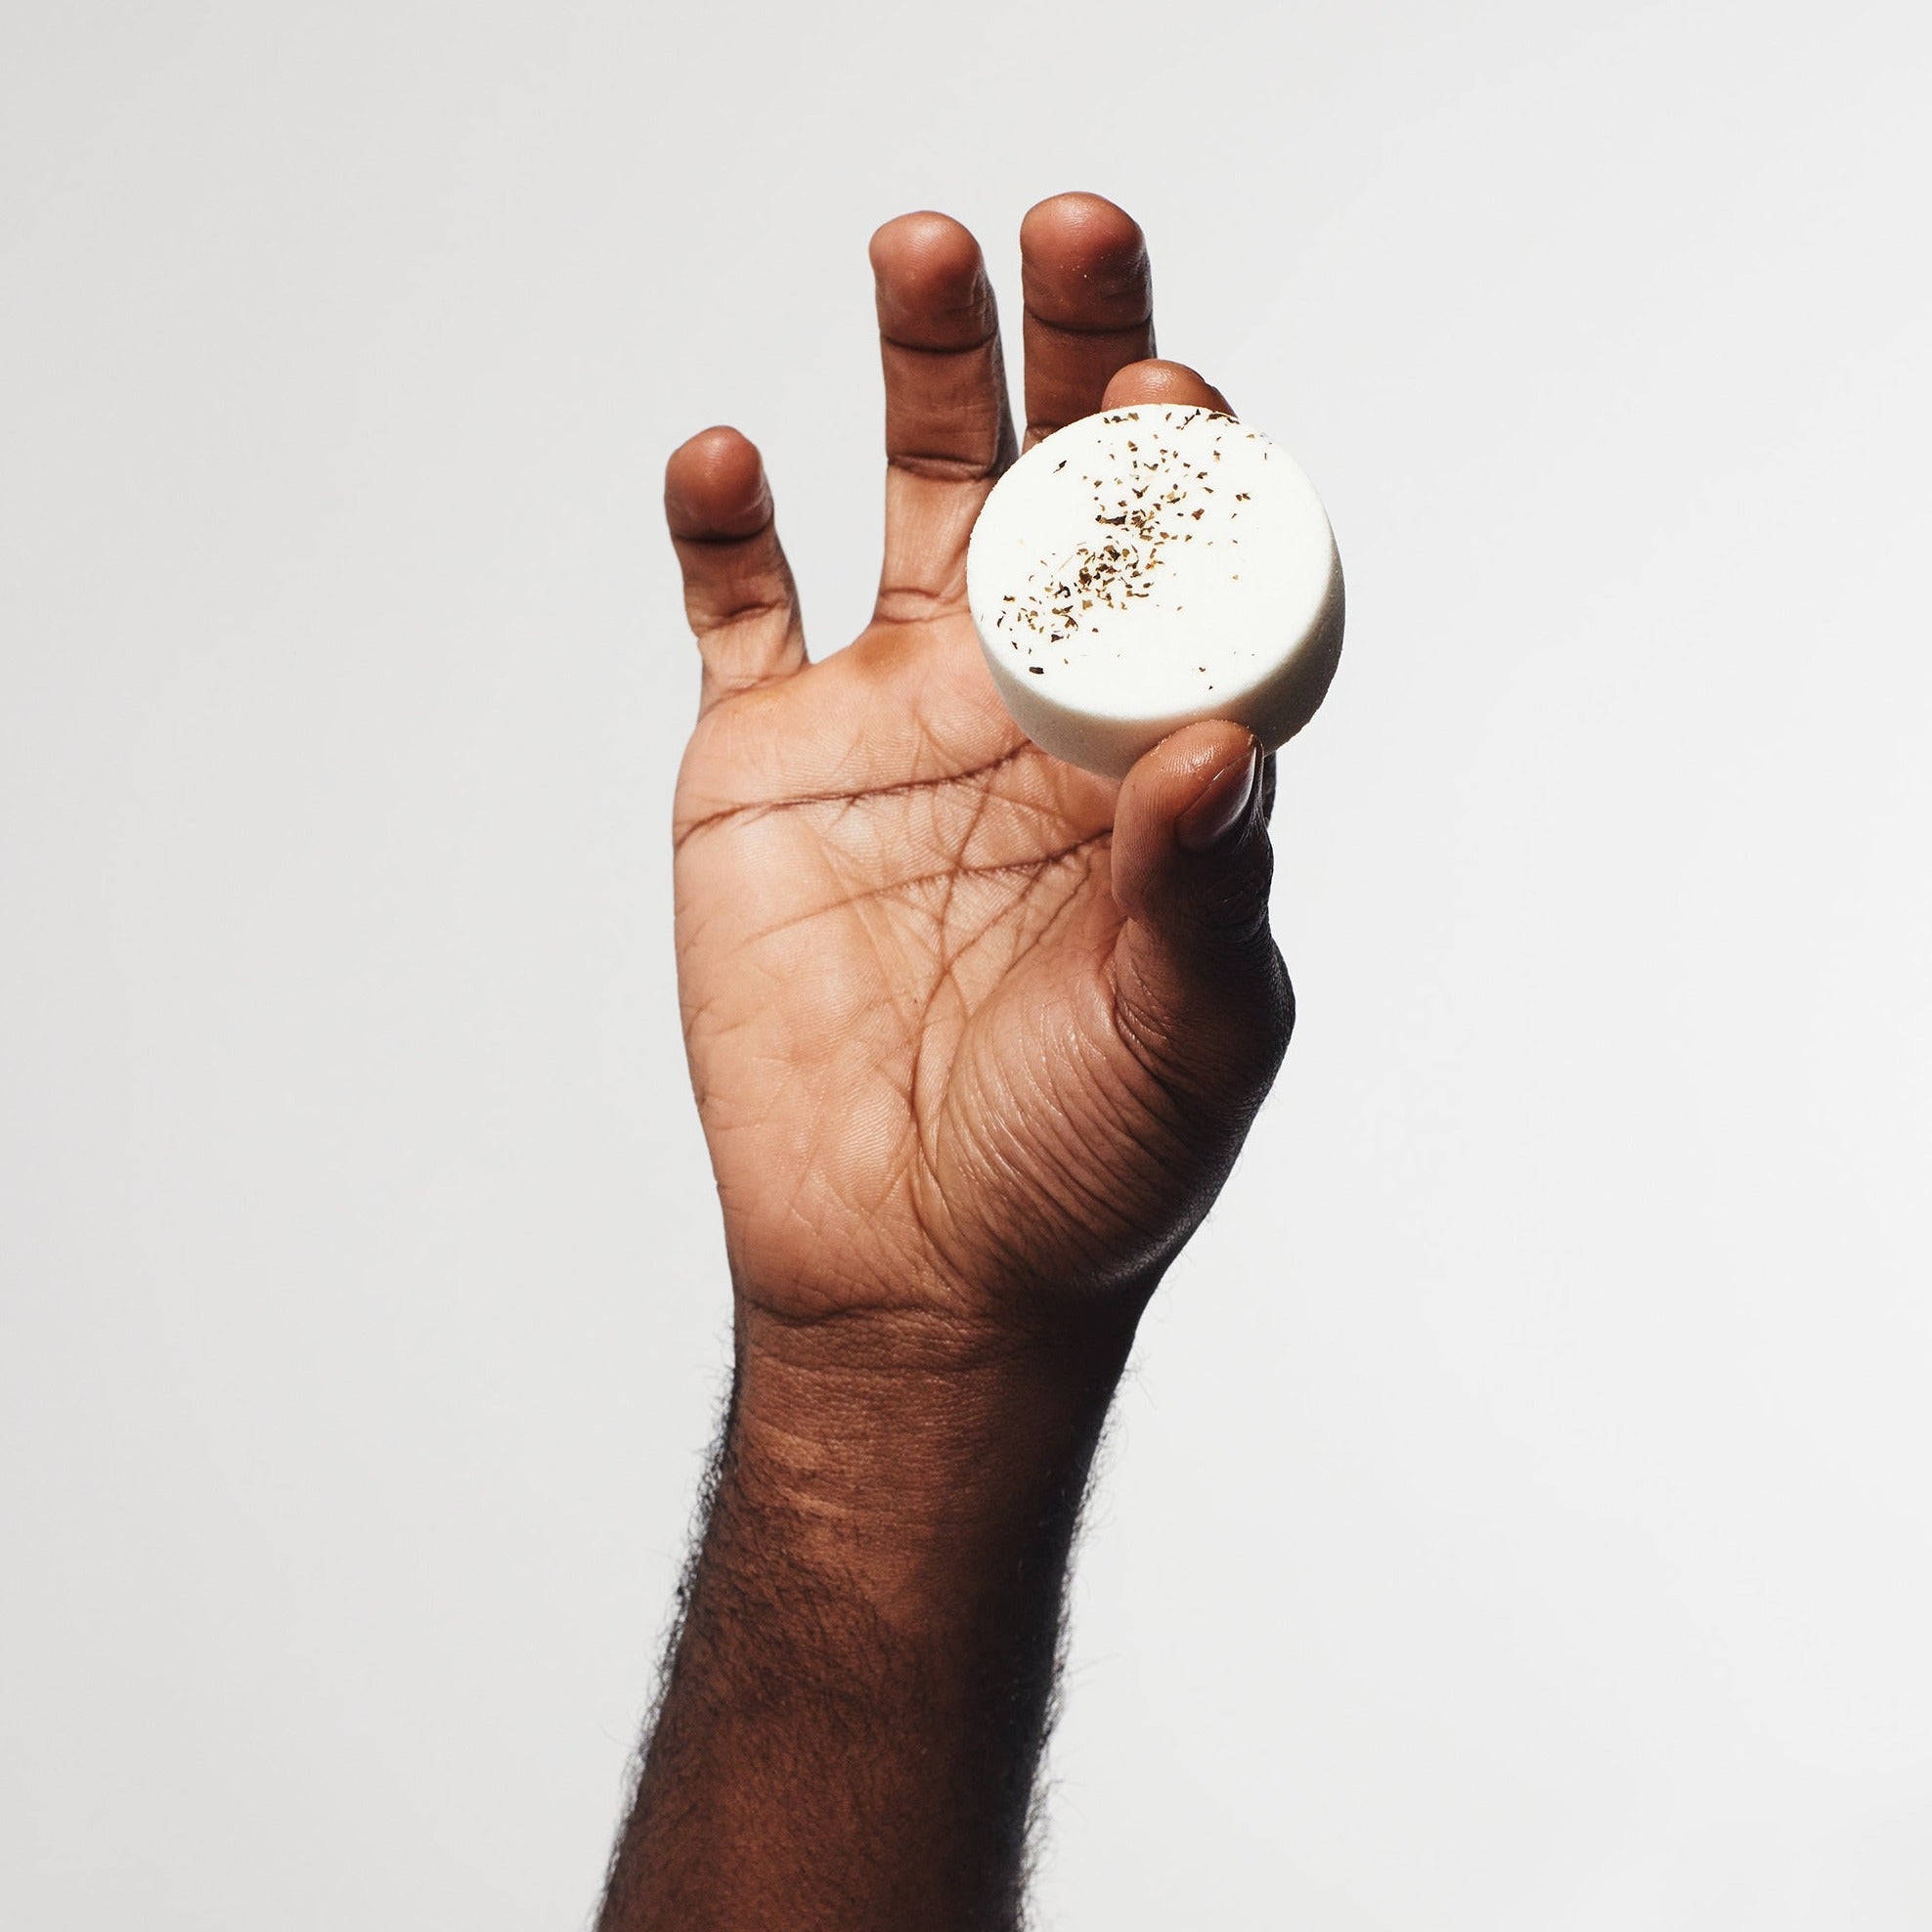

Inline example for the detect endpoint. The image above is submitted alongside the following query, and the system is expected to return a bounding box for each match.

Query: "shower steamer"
[965,406,1343,778]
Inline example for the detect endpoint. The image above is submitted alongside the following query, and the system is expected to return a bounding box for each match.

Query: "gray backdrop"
[4,1,1929,1925]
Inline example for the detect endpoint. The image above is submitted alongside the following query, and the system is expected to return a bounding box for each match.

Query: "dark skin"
[596,193,1293,1930]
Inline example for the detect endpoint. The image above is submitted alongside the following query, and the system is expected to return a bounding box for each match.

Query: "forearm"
[597,1304,1140,1932]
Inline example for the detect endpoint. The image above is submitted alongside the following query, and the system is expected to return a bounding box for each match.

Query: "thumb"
[1109,721,1295,1111]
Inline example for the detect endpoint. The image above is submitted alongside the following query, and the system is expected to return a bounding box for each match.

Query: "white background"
[4,1,1930,1924]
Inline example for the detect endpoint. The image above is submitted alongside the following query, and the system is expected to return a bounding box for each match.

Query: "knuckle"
[1188,835,1276,944]
[1114,936,1295,1121]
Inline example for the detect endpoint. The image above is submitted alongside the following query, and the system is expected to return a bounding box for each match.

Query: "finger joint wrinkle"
[693,595,791,633]
[1021,307,1153,339]
[881,328,1000,357]
[672,516,778,549]
[886,452,1001,483]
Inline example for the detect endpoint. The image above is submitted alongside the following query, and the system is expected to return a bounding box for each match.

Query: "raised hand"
[666,194,1291,1349]
[602,195,1299,1930]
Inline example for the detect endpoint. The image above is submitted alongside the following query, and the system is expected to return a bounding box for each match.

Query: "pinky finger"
[664,426,807,711]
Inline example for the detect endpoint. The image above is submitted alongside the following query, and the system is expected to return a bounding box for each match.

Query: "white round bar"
[966,406,1344,779]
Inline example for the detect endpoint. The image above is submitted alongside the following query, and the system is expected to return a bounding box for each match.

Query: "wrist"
[725,1300,1138,1626]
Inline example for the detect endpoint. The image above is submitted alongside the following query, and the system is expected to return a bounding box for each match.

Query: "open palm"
[668,197,1291,1339]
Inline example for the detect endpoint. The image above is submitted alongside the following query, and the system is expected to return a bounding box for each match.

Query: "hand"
[667,193,1292,1354]
[604,195,1299,1929]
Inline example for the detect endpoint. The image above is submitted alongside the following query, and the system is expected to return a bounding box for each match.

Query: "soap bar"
[966,406,1343,779]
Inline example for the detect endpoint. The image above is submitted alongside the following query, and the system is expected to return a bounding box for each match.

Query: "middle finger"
[1020,192,1156,448]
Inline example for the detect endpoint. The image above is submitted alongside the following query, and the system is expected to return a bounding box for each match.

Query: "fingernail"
[1176,745,1259,854]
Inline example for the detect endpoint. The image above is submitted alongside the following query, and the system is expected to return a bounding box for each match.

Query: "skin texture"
[598,194,1293,1931]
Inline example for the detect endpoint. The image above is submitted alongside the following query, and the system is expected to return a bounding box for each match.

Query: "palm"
[665,198,1289,1328]
[678,597,1138,1321]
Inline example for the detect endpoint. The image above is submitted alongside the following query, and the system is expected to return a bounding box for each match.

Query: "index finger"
[1099,358,1234,417]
